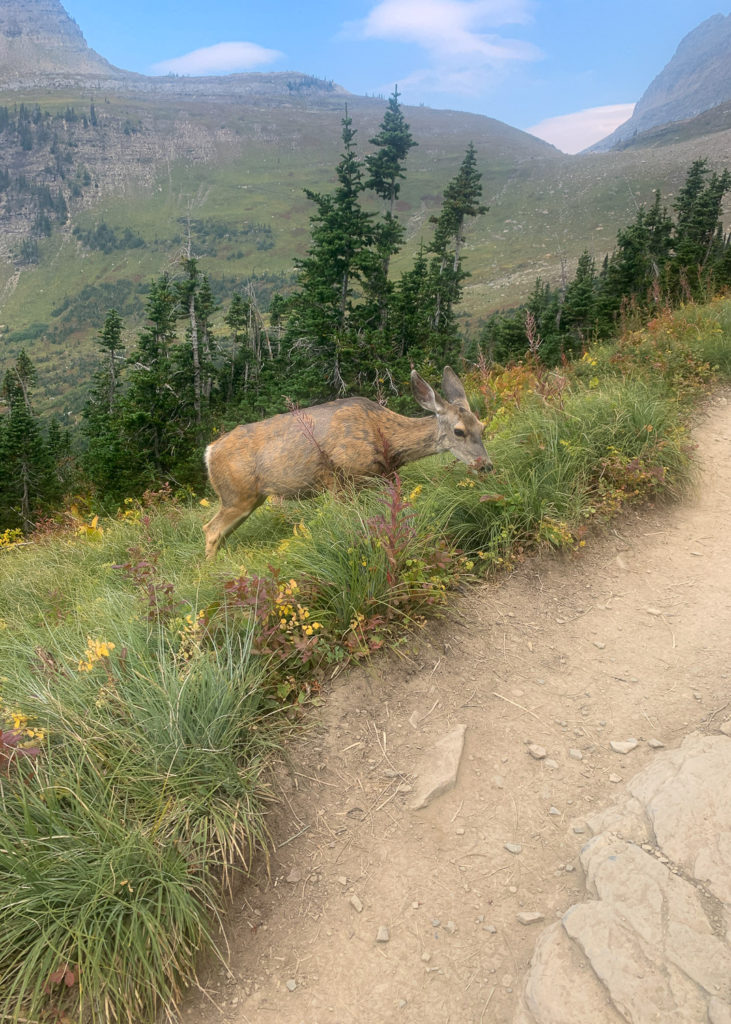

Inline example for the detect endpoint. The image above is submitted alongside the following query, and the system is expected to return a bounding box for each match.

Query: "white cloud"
[528,103,636,154]
[150,42,283,77]
[346,0,540,97]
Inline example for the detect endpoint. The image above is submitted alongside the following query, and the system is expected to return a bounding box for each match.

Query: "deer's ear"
[411,371,445,413]
[441,366,469,408]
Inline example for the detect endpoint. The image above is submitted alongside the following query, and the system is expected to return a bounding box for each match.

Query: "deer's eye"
[454,427,466,438]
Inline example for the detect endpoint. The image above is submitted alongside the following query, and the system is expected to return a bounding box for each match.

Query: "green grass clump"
[0,298,729,1022]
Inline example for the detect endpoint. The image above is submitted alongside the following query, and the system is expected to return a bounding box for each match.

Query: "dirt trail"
[181,394,731,1024]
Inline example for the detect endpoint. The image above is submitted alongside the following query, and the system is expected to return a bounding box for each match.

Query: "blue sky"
[61,1,729,153]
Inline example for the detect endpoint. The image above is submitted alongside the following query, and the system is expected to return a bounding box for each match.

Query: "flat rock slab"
[514,733,731,1024]
[409,724,467,809]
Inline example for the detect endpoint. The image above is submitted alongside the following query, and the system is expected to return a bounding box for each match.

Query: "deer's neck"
[389,414,442,468]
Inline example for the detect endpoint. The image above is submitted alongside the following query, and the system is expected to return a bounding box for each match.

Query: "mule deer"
[203,366,492,558]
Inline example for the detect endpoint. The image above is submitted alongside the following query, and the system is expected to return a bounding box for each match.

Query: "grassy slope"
[1,297,729,1023]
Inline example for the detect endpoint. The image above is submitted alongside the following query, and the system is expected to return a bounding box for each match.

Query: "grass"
[0,297,729,1022]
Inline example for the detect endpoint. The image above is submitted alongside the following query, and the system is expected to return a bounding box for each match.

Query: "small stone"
[568,748,583,761]
[502,974,513,988]
[483,924,497,933]
[492,774,505,788]
[549,806,561,816]
[609,773,622,783]
[593,641,605,649]
[431,918,441,927]
[412,901,420,909]
[376,926,390,943]
[610,739,638,754]
[720,720,731,737]
[647,738,665,749]
[504,843,523,854]
[545,758,559,770]
[445,921,457,934]
[455,827,465,835]
[349,894,364,913]
[286,868,302,884]
[645,606,663,616]
[527,743,547,760]
[337,875,348,886]
[517,912,544,925]
[421,952,431,962]
[286,979,297,992]
[565,864,576,873]
[572,823,586,834]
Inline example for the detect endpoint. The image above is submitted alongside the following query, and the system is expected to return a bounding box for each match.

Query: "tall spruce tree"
[0,350,53,527]
[364,87,417,326]
[428,142,488,353]
[288,109,376,390]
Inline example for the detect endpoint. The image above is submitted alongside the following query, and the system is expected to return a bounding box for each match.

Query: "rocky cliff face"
[0,0,344,100]
[590,13,731,151]
[0,0,126,83]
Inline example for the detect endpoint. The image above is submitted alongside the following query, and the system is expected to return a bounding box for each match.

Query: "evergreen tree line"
[481,160,731,365]
[1,99,729,530]
[1,90,490,522]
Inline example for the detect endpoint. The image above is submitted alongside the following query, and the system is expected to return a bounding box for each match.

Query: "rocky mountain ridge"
[0,0,345,100]
[590,13,731,151]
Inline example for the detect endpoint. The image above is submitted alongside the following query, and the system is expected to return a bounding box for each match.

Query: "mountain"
[0,1,729,417]
[0,0,346,100]
[0,0,126,85]
[590,13,731,152]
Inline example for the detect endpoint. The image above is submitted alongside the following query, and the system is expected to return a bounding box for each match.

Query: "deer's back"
[206,398,404,501]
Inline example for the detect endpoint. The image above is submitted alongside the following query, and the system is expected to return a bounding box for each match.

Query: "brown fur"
[203,367,491,558]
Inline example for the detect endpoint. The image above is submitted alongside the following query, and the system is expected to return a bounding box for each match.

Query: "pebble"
[286,979,297,992]
[421,952,431,962]
[610,739,638,754]
[609,773,623,783]
[720,720,731,737]
[572,823,586,834]
[568,748,583,760]
[545,758,559,770]
[431,918,441,927]
[647,738,665,748]
[549,806,561,816]
[504,843,523,854]
[349,894,364,913]
[528,743,547,760]
[483,924,497,933]
[376,926,390,943]
[517,912,544,925]
[444,921,457,934]
[593,641,606,649]
[337,876,348,886]
[565,864,576,873]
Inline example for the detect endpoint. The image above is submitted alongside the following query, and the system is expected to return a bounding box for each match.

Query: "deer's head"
[411,366,493,472]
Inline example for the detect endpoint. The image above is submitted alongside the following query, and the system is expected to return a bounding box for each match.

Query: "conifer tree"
[0,350,52,527]
[428,142,488,351]
[364,87,417,323]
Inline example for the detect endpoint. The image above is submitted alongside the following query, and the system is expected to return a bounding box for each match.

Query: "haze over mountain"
[589,13,731,152]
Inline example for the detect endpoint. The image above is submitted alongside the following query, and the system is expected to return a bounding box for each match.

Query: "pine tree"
[671,159,731,299]
[428,142,488,353]
[364,88,417,324]
[289,109,376,382]
[0,351,52,527]
[82,310,129,500]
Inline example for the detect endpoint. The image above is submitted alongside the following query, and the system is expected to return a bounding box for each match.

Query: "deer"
[202,366,492,559]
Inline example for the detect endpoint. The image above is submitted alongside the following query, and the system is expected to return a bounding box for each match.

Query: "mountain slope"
[590,13,731,151]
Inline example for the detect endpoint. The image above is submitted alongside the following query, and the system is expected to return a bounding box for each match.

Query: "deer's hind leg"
[203,496,264,559]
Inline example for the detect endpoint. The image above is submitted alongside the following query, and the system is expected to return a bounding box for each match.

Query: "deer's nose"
[472,456,493,473]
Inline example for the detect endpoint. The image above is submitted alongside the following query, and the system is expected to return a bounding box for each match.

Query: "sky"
[60,1,729,154]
